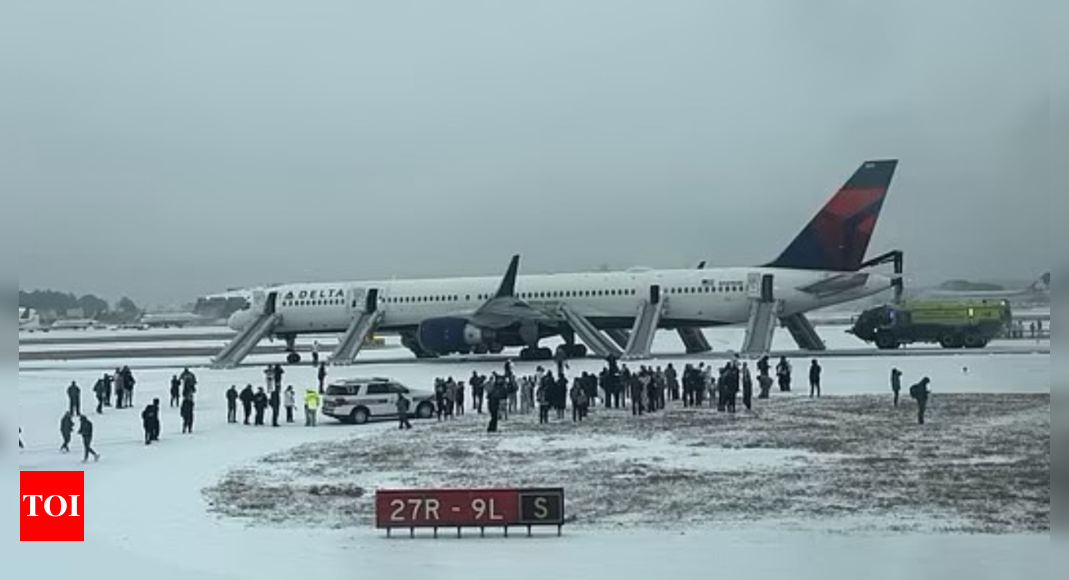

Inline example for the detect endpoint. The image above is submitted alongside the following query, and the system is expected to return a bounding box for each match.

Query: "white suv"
[321,378,436,425]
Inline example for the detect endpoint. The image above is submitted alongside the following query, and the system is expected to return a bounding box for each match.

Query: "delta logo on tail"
[768,160,898,272]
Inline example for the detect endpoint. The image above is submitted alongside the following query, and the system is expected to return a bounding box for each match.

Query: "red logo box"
[20,471,84,542]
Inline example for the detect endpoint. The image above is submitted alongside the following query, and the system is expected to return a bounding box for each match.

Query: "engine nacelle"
[417,317,495,355]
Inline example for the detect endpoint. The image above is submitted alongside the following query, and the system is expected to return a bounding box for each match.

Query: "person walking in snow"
[239,385,255,425]
[253,388,268,426]
[304,389,320,427]
[284,386,297,424]
[891,369,903,408]
[742,363,754,411]
[272,365,284,394]
[67,381,81,417]
[396,393,412,430]
[318,363,328,394]
[776,357,792,393]
[170,375,181,408]
[78,415,100,463]
[910,378,932,425]
[809,359,823,398]
[59,411,74,453]
[94,378,107,415]
[226,386,239,424]
[181,396,195,434]
[269,387,282,427]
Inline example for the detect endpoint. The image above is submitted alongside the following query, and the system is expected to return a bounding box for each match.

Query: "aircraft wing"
[467,255,550,329]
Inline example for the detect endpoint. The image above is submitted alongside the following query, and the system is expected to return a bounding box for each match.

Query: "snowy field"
[12,327,1052,580]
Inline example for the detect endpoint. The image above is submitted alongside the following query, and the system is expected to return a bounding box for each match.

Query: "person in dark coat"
[809,360,822,398]
[891,369,903,407]
[240,385,255,425]
[486,380,504,433]
[94,378,107,414]
[776,357,792,392]
[253,388,269,426]
[742,363,754,411]
[757,356,771,379]
[269,387,281,427]
[170,376,181,408]
[103,373,113,407]
[471,372,485,414]
[226,386,239,424]
[181,370,197,401]
[181,397,195,433]
[396,394,412,430]
[318,363,328,394]
[141,400,159,445]
[122,366,136,407]
[758,374,773,400]
[67,381,81,417]
[78,416,100,463]
[910,378,931,425]
[114,369,125,409]
[726,365,740,414]
[59,411,74,453]
[272,365,284,393]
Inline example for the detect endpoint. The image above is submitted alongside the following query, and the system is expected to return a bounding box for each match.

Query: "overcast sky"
[4,0,1050,305]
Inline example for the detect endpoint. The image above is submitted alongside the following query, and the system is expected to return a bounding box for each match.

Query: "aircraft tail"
[767,160,898,272]
[1032,272,1050,292]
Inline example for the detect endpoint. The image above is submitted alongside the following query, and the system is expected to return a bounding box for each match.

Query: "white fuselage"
[231,267,892,336]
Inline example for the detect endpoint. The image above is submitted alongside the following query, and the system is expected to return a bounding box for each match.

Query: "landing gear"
[520,347,554,361]
[558,344,588,359]
[558,330,588,359]
[283,335,301,365]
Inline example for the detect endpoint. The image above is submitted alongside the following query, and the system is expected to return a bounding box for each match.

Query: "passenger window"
[366,385,391,395]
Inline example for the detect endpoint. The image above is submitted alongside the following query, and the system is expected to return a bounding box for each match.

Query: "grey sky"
[5,0,1048,305]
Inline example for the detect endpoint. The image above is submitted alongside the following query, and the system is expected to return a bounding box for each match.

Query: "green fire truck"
[850,299,1013,350]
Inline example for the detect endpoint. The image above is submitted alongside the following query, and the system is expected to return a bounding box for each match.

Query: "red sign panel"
[375,488,564,529]
[21,471,85,542]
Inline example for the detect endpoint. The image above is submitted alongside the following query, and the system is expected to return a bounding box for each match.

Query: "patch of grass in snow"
[203,393,1049,534]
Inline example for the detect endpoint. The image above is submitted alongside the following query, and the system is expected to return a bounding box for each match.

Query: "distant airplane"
[921,272,1050,302]
[139,311,218,329]
[217,160,902,368]
[18,308,41,332]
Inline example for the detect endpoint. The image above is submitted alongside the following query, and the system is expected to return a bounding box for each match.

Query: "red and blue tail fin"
[767,160,898,272]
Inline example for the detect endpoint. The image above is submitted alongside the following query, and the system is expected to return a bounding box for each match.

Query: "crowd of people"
[425,355,934,433]
[25,350,937,461]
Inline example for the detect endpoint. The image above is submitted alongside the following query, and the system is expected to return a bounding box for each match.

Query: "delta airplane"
[220,160,901,367]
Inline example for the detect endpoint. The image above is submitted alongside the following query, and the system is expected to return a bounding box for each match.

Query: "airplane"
[139,311,219,329]
[219,159,901,368]
[920,272,1050,302]
[18,308,41,332]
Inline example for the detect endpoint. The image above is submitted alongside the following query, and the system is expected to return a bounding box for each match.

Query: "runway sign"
[375,488,565,538]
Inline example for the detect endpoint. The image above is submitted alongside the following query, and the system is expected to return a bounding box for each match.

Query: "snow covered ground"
[12,329,1051,579]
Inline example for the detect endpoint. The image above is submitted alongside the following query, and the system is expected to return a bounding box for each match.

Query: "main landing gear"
[283,335,302,365]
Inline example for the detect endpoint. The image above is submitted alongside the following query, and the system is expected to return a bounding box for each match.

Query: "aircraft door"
[650,285,662,305]
[265,292,278,315]
[761,275,775,302]
[365,289,379,313]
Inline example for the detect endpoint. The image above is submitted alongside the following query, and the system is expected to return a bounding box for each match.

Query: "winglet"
[495,255,521,298]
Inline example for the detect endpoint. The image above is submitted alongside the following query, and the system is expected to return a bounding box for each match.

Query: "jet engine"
[417,317,497,355]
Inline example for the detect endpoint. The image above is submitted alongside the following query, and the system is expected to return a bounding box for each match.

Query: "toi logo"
[20,471,84,542]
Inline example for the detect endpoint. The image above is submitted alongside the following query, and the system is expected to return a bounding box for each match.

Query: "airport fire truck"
[850,299,1013,350]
